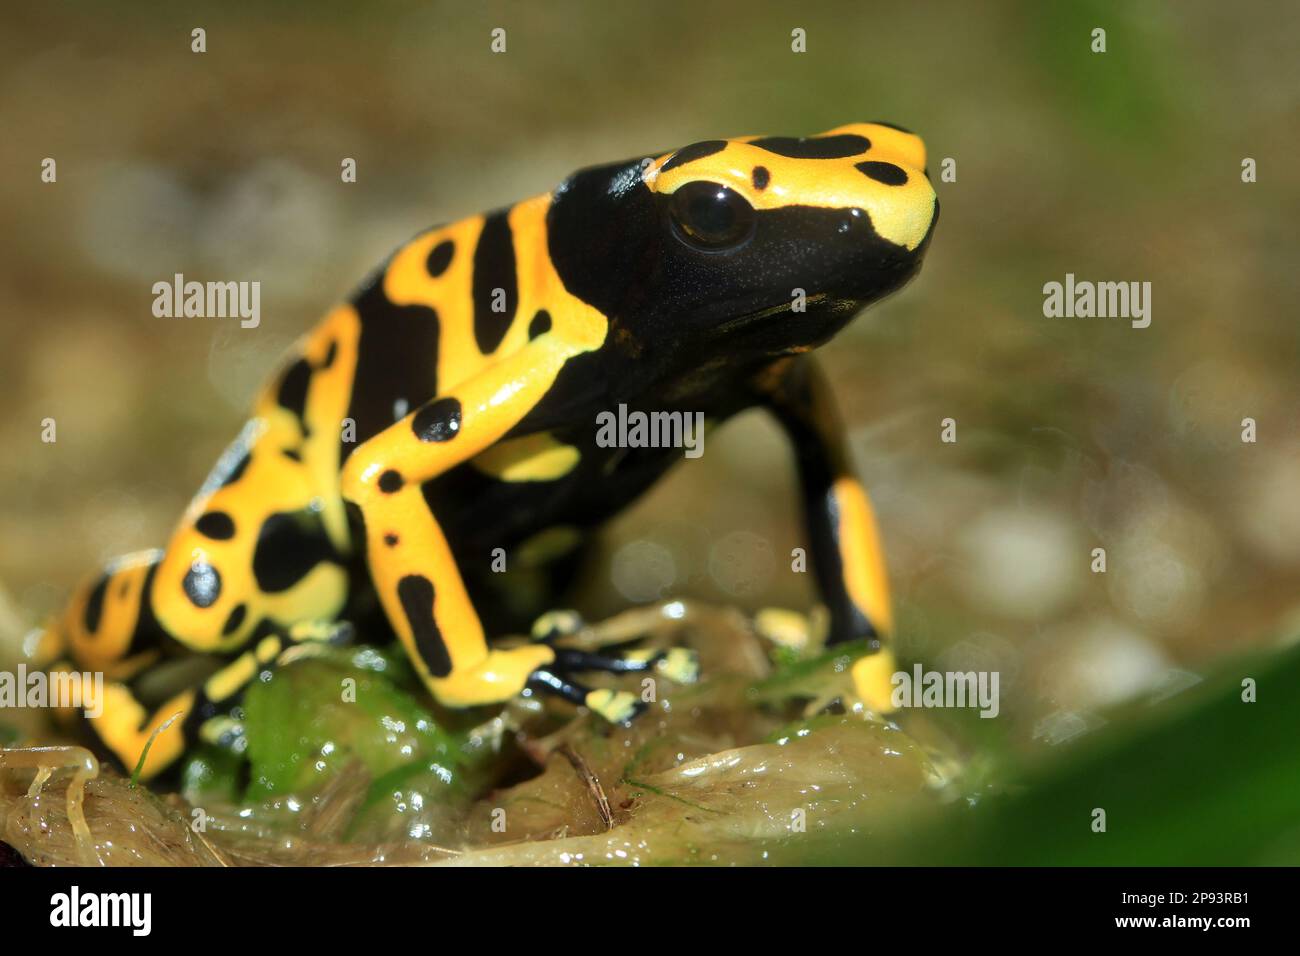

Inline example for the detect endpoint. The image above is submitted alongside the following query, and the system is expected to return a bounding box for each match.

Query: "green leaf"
[239,649,473,801]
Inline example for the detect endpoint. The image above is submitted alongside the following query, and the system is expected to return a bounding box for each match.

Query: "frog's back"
[258,191,557,467]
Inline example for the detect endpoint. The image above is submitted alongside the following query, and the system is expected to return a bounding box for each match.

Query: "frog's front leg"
[339,339,638,722]
[758,356,897,710]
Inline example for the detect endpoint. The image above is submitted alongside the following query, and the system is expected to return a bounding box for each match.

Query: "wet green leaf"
[239,649,473,801]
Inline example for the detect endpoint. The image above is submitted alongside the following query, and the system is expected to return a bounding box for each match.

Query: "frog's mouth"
[712,291,872,356]
[712,292,830,337]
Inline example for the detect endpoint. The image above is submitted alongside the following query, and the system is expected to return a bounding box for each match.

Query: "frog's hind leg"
[41,549,193,778]
[180,619,355,755]
[54,549,171,690]
[42,311,357,780]
[48,545,349,780]
[92,618,352,779]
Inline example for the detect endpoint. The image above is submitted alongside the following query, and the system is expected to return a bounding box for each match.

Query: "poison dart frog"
[36,123,939,780]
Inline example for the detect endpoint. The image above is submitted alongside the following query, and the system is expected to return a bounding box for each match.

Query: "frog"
[35,122,939,780]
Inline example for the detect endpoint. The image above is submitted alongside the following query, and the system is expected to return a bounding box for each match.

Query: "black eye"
[668,181,755,251]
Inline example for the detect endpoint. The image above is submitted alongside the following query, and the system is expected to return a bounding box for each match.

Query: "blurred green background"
[1,0,1297,775]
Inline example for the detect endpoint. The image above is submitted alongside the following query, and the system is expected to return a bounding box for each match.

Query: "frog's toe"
[583,688,645,724]
[288,619,355,647]
[608,646,699,684]
[850,649,899,715]
[654,647,700,684]
[531,608,585,643]
[754,607,815,651]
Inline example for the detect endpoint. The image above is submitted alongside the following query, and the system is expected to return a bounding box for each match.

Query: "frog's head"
[547,123,938,368]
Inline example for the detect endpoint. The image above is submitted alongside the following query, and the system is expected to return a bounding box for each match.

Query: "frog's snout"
[834,181,938,306]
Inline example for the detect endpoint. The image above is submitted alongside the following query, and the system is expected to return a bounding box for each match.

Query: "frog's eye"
[668,181,755,251]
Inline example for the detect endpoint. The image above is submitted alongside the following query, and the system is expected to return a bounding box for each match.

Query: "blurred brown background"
[2,0,1297,753]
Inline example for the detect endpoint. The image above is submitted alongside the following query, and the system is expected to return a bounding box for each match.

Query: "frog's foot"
[553,646,699,685]
[528,645,700,722]
[622,647,700,684]
[525,611,700,721]
[531,608,701,682]
[526,668,646,724]
[530,608,586,643]
[195,715,246,753]
[585,688,643,723]
[532,601,704,654]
